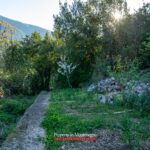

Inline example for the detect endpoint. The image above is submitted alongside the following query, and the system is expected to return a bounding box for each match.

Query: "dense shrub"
[139,35,150,69]
[122,91,150,114]
[1,100,26,115]
[1,1,150,92]
[107,58,140,84]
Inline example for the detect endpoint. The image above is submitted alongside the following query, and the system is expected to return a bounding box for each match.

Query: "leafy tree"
[54,0,102,86]
[54,0,131,84]
[0,20,15,45]
[3,32,58,95]
[0,20,15,73]
[140,35,150,68]
[21,32,57,94]
[1,0,150,95]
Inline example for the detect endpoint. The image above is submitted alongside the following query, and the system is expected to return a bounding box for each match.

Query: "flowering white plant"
[57,56,78,88]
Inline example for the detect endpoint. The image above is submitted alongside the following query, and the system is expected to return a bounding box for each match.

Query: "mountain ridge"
[0,15,50,40]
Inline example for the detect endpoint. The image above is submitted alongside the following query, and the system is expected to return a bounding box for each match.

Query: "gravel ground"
[61,129,150,150]
[0,91,50,150]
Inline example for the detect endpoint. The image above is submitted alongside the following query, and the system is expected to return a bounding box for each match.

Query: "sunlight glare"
[113,11,123,21]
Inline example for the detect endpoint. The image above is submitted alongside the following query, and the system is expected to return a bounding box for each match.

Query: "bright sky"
[0,0,150,31]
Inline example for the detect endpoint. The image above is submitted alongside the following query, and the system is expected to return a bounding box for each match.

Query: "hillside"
[0,15,49,40]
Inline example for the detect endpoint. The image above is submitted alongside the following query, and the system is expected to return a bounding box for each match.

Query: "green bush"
[2,100,27,115]
[0,112,15,123]
[119,117,140,148]
[122,91,150,114]
[107,58,140,85]
[140,35,150,69]
[1,73,24,95]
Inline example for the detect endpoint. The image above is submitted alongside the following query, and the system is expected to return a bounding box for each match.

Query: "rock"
[87,77,150,103]
[125,81,150,96]
[97,92,118,104]
[111,77,115,80]
[97,77,122,93]
[61,145,65,150]
[106,92,118,104]
[97,95,106,103]
[87,84,97,92]
[114,85,122,91]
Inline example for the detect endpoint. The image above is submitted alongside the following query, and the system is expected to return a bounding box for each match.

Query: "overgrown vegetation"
[0,0,150,149]
[0,0,150,94]
[42,89,150,149]
[122,91,150,115]
[0,96,35,145]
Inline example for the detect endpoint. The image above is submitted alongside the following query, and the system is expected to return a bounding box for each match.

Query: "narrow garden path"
[0,91,50,150]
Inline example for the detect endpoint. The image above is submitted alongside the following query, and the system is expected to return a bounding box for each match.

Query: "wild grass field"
[0,0,150,149]
[42,88,150,150]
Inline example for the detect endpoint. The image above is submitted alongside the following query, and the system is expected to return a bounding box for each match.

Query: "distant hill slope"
[0,15,50,40]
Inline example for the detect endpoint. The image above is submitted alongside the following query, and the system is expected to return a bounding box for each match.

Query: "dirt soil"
[0,91,50,150]
[61,129,150,150]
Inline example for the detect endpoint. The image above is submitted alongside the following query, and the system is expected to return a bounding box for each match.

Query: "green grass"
[0,95,35,146]
[42,89,150,150]
[108,69,150,85]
